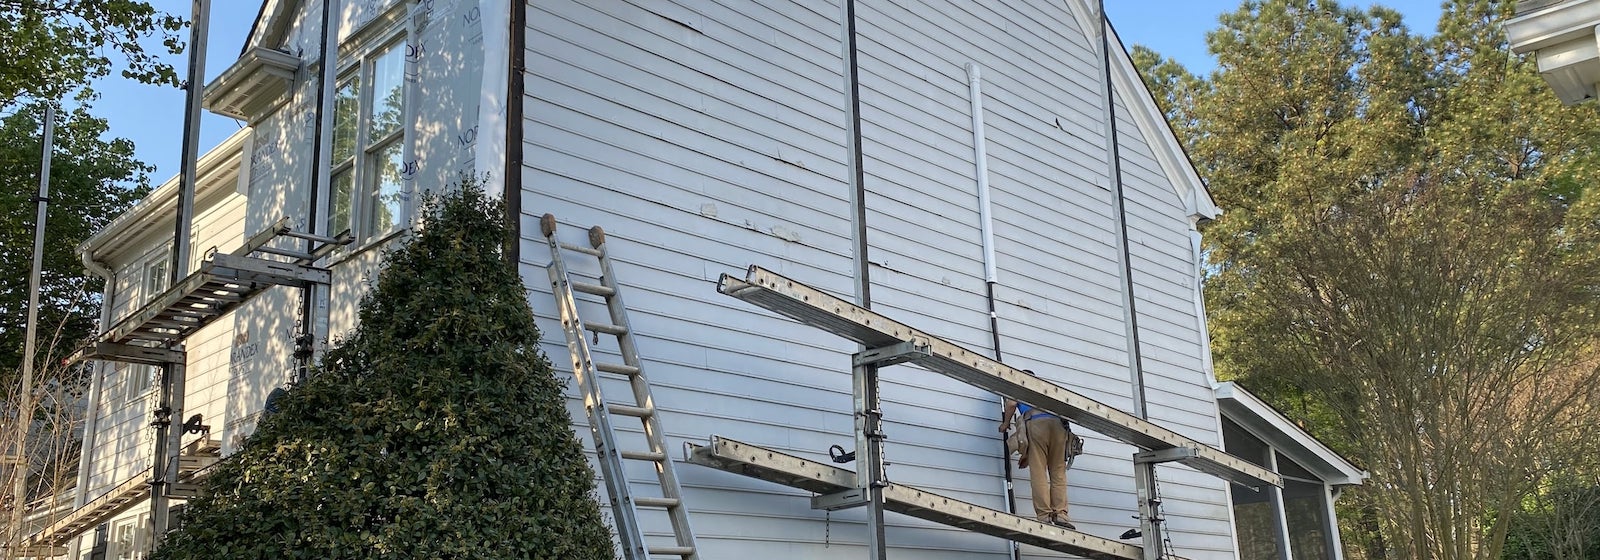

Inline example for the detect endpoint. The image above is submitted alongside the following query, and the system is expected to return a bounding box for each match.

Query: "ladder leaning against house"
[540,214,699,560]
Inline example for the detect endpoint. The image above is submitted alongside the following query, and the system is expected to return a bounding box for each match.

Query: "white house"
[24,1,1366,559]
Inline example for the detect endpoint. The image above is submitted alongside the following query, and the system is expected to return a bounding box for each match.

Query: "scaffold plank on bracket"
[94,253,329,349]
[716,266,1281,489]
[685,436,1163,560]
[14,440,221,554]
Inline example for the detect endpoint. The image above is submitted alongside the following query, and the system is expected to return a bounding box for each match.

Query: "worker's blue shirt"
[1016,402,1055,421]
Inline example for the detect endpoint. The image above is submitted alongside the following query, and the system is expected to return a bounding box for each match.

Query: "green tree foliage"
[1135,1,1600,558]
[1502,471,1600,560]
[0,102,151,387]
[151,186,614,559]
[0,0,185,107]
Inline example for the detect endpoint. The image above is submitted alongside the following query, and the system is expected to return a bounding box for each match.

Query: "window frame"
[117,249,171,406]
[1222,417,1347,560]
[110,513,149,560]
[327,26,413,246]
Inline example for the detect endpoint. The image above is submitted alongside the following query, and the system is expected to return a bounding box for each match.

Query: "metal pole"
[852,360,887,560]
[1091,1,1163,557]
[838,0,870,309]
[8,104,55,551]
[839,0,882,554]
[153,0,210,542]
[298,0,340,382]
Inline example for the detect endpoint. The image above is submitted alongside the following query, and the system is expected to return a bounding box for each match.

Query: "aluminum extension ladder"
[541,214,699,560]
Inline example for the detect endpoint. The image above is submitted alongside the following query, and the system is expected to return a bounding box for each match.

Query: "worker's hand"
[998,421,1009,433]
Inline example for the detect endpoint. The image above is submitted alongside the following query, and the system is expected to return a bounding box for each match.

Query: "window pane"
[1231,485,1282,560]
[1285,480,1333,560]
[1222,417,1270,467]
[143,255,169,301]
[333,77,360,164]
[369,43,406,141]
[368,142,405,235]
[1276,451,1320,481]
[329,171,353,236]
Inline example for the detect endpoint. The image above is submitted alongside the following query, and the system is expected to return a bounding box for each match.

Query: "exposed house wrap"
[220,0,501,454]
[55,2,1363,559]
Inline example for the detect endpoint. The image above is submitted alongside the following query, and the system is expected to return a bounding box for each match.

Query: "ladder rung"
[621,450,666,462]
[632,496,680,509]
[558,242,603,257]
[608,403,653,418]
[584,321,627,336]
[570,281,616,297]
[647,546,695,557]
[596,362,641,376]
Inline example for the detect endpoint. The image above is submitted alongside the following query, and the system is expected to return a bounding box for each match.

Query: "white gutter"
[67,253,113,558]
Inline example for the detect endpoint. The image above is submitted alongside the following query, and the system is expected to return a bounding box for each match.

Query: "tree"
[0,102,150,543]
[151,186,615,559]
[0,102,152,387]
[1135,1,1600,559]
[0,0,185,107]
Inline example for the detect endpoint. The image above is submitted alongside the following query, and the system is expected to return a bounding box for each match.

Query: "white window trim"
[110,513,149,560]
[327,11,415,248]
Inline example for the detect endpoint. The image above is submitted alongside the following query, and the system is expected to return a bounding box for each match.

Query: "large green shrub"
[152,186,614,559]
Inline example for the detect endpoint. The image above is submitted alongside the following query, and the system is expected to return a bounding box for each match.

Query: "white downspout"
[1194,217,1246,560]
[966,62,1021,560]
[967,63,998,284]
[69,252,113,557]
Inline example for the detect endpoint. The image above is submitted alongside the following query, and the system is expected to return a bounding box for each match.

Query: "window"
[140,253,168,302]
[117,250,170,405]
[110,514,148,559]
[1223,418,1346,560]
[329,37,410,243]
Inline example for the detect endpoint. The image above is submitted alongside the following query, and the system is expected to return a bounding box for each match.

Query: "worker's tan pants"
[1024,417,1069,522]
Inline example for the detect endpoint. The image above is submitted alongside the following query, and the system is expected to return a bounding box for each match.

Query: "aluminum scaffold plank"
[13,439,221,555]
[716,266,1281,490]
[685,436,1174,560]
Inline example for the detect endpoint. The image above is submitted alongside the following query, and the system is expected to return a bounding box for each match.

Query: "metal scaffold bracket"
[854,340,930,368]
[1134,447,1199,465]
[811,487,869,511]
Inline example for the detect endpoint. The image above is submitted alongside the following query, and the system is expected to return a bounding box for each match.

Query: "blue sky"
[92,1,1447,183]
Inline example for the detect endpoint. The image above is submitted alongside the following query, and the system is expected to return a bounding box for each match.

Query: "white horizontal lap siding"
[83,187,246,504]
[183,193,248,431]
[523,0,878,555]
[1109,95,1233,558]
[849,0,1162,556]
[851,3,1022,558]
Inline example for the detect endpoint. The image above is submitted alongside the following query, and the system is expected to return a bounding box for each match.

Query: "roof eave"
[79,128,252,263]
[1215,382,1369,486]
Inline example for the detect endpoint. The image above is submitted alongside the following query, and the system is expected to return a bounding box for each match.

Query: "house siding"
[520,0,1235,558]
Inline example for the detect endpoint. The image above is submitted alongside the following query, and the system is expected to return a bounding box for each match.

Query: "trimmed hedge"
[152,186,614,559]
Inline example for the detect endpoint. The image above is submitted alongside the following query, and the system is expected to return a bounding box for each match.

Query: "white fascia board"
[78,129,252,263]
[1214,381,1369,486]
[1061,0,1222,221]
[1509,0,1600,53]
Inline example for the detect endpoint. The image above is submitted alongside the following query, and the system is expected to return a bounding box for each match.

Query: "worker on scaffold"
[1000,370,1075,530]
